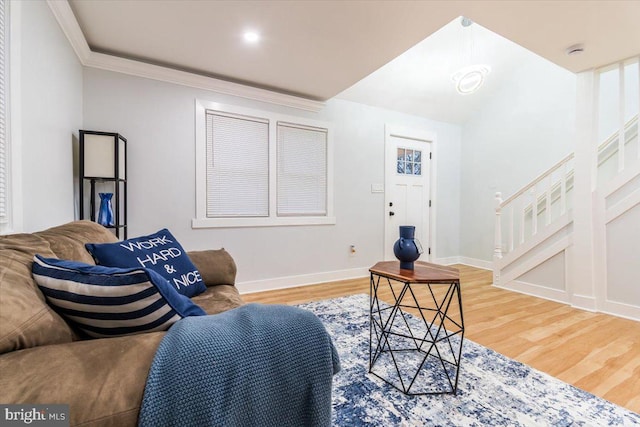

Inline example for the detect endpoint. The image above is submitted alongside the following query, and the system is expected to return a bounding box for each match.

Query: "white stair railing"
[494,113,639,268]
[492,58,639,315]
[493,153,575,262]
[597,114,638,177]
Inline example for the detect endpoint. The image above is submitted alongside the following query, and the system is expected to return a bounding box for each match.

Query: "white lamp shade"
[82,133,126,180]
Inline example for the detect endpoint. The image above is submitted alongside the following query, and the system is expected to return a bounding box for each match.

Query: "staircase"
[493,111,640,317]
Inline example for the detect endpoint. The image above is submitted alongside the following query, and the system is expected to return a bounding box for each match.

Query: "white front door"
[384,129,432,262]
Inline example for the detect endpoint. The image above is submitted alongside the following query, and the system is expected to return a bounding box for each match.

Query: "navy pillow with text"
[86,229,207,298]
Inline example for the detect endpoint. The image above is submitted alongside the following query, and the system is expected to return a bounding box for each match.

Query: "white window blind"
[0,0,7,224]
[277,122,327,216]
[194,99,334,228]
[206,110,269,217]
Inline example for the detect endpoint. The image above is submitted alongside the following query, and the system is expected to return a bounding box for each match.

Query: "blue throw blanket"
[139,304,340,427]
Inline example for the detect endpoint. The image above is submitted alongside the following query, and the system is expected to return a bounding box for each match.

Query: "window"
[194,100,334,228]
[277,123,327,216]
[0,0,8,230]
[206,111,269,217]
[397,148,422,176]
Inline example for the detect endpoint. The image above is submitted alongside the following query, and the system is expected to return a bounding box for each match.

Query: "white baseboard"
[496,283,639,320]
[234,258,639,322]
[237,267,370,295]
[495,281,638,319]
[495,280,570,304]
[238,257,493,295]
[434,256,493,270]
[433,256,461,266]
[458,257,493,270]
[571,294,597,312]
[601,300,640,322]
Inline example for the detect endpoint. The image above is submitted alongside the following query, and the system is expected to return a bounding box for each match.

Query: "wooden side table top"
[369,261,459,284]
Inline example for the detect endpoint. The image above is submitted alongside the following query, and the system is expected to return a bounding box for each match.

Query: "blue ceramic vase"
[393,225,422,270]
[97,192,114,227]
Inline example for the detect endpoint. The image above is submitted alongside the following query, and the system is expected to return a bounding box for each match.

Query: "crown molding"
[46,0,91,62]
[83,52,325,112]
[46,0,325,113]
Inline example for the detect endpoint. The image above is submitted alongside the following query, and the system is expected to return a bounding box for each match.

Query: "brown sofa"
[0,221,244,426]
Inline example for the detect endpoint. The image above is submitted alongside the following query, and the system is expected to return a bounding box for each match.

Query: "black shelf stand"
[79,130,128,239]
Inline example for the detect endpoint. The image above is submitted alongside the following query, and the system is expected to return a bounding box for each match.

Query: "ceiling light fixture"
[452,64,491,94]
[451,17,490,95]
[243,31,260,44]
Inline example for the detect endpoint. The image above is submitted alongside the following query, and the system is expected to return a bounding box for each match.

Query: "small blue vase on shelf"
[393,225,423,270]
[97,192,114,227]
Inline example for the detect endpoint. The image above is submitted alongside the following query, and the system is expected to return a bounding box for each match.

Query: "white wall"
[606,202,640,306]
[597,63,639,143]
[516,251,566,291]
[82,68,461,288]
[460,55,577,263]
[15,1,83,231]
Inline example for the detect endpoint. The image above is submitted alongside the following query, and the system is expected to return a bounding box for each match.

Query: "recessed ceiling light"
[243,31,260,44]
[451,65,491,94]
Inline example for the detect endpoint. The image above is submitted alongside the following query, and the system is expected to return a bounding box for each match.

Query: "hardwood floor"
[242,264,640,414]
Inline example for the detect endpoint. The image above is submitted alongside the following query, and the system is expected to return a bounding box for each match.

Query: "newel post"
[493,192,503,286]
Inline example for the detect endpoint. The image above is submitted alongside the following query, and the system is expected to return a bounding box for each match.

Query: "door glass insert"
[397,148,422,176]
[397,148,405,174]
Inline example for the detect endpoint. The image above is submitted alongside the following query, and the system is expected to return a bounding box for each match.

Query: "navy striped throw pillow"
[31,255,206,338]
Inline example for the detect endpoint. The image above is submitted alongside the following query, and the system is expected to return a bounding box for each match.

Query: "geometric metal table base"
[369,261,464,395]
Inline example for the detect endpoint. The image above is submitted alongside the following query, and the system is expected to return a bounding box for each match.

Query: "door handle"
[389,211,395,216]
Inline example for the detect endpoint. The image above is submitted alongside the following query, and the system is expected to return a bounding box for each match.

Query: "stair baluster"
[493,192,503,285]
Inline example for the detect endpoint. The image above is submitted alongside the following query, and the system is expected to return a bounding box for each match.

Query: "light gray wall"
[460,55,577,262]
[597,63,639,142]
[18,1,83,231]
[82,68,461,285]
[517,251,566,291]
[606,202,640,306]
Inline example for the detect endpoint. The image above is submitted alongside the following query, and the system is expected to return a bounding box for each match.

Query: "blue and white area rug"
[297,294,640,426]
